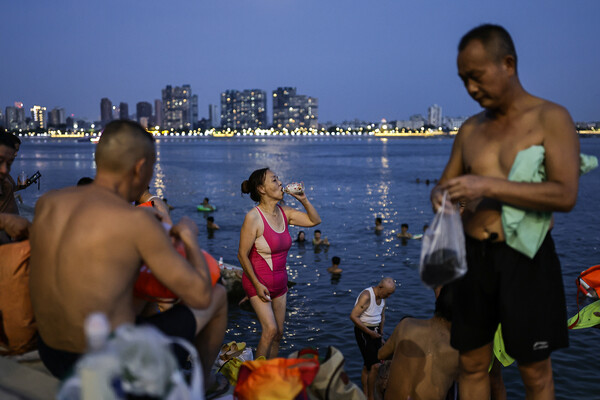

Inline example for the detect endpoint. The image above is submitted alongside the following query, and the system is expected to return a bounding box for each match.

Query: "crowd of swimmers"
[0,23,587,400]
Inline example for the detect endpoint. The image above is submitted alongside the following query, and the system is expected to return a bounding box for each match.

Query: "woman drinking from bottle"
[238,168,321,359]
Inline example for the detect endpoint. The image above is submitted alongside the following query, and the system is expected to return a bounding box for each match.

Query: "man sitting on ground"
[29,121,228,395]
[376,288,459,400]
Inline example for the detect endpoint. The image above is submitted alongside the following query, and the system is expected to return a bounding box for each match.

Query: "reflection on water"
[11,137,600,398]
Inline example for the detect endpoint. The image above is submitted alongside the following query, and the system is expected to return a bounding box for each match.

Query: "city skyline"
[2,1,599,123]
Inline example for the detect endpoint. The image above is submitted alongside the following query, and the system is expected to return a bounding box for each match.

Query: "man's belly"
[461,198,505,241]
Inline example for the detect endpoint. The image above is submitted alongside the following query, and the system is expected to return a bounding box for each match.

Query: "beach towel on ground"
[0,240,37,355]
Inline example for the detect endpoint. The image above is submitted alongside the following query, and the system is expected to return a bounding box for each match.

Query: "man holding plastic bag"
[430,25,582,400]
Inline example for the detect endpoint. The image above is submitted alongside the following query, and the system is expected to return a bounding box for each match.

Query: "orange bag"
[234,357,319,400]
[0,240,37,355]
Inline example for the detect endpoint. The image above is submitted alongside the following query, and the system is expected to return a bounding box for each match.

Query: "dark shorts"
[439,233,568,363]
[354,325,382,370]
[38,304,197,379]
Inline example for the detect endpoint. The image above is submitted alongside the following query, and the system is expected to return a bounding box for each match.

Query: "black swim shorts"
[354,325,383,370]
[39,304,197,379]
[440,233,568,363]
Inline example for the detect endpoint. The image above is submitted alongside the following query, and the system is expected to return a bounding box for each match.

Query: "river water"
[12,136,600,398]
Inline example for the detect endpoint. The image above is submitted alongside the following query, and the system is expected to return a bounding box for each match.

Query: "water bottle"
[80,312,122,399]
[218,256,224,269]
[85,312,110,352]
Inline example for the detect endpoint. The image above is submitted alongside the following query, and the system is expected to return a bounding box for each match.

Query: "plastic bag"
[419,190,467,288]
[57,324,203,399]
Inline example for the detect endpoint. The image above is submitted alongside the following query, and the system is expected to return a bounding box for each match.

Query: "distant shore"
[11,128,600,140]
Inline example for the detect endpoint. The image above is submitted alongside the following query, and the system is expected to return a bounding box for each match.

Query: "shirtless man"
[29,121,227,388]
[377,288,458,400]
[431,25,579,399]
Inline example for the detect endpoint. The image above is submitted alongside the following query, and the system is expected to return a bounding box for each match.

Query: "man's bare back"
[30,122,212,354]
[377,317,458,400]
[31,185,159,351]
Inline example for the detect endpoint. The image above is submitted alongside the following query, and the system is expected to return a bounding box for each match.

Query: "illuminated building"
[30,105,47,130]
[161,84,198,130]
[100,98,113,126]
[220,89,267,130]
[272,87,318,130]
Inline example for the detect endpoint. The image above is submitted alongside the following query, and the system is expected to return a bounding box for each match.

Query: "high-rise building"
[30,105,47,130]
[48,107,66,127]
[154,99,163,128]
[119,102,129,120]
[208,104,220,128]
[161,84,197,130]
[100,98,113,125]
[220,89,267,130]
[272,87,318,130]
[428,104,442,128]
[136,102,152,128]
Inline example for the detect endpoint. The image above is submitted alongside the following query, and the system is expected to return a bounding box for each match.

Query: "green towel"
[567,300,600,330]
[502,146,598,258]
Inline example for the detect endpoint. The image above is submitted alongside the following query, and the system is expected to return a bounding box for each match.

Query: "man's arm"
[378,322,402,360]
[350,291,381,339]
[0,213,30,240]
[136,213,212,309]
[431,124,468,211]
[379,306,385,337]
[442,105,580,212]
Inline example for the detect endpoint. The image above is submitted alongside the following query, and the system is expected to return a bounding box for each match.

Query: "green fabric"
[568,300,600,329]
[502,146,598,258]
[493,324,515,368]
[493,301,600,369]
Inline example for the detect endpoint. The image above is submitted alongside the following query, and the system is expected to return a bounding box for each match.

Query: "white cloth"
[355,287,384,326]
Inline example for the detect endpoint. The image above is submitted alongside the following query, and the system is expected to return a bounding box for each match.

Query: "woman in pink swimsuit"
[238,168,322,359]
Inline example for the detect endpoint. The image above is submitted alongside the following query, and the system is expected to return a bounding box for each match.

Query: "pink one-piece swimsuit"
[242,205,292,299]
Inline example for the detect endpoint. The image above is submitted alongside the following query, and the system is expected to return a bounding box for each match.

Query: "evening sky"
[1,0,599,123]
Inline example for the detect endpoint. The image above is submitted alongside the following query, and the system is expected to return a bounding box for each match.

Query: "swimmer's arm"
[282,194,321,227]
[443,107,580,212]
[137,214,212,309]
[431,126,467,211]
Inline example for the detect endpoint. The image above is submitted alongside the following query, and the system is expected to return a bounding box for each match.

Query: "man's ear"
[503,54,516,76]
[133,157,147,179]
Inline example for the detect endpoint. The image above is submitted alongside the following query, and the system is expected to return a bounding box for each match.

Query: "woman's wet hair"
[296,231,305,241]
[241,167,269,202]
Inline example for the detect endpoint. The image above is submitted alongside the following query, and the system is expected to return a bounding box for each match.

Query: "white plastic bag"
[57,324,204,400]
[419,190,467,288]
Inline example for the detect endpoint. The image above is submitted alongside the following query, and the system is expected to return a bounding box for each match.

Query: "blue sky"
[1,0,599,123]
